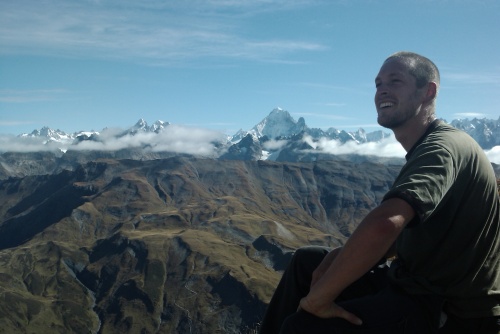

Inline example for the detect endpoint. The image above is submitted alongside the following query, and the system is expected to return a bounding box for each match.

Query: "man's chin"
[377,118,393,129]
[377,120,402,130]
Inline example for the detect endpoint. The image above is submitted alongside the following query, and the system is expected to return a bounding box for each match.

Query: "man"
[259,52,500,333]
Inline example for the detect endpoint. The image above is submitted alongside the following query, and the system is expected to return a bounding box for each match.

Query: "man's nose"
[376,84,390,96]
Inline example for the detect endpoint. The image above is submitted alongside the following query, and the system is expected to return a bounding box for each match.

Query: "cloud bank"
[1,125,499,164]
[485,146,500,165]
[303,135,406,158]
[0,125,227,158]
[75,125,226,156]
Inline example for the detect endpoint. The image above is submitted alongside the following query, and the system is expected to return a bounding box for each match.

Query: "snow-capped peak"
[19,126,73,144]
[250,108,306,139]
[150,120,170,133]
[129,119,149,134]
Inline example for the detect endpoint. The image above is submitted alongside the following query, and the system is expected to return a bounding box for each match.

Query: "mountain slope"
[0,157,401,333]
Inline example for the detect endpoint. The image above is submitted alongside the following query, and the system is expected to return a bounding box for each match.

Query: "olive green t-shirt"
[384,120,500,318]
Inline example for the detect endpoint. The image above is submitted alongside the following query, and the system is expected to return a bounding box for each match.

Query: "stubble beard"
[377,107,415,129]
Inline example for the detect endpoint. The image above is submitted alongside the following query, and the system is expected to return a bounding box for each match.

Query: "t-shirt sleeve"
[383,142,456,225]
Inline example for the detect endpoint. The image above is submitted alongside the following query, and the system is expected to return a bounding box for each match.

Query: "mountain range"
[1,108,499,333]
[9,108,500,152]
[16,108,389,149]
[2,108,500,172]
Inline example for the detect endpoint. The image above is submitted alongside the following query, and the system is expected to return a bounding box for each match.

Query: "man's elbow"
[372,217,405,238]
[367,198,415,237]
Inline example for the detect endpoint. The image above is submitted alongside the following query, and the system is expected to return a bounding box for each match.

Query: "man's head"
[386,51,440,91]
[375,51,439,129]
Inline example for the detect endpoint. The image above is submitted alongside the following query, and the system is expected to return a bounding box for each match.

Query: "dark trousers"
[259,246,500,334]
[439,314,500,334]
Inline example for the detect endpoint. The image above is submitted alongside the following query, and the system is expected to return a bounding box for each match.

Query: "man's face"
[374,58,425,129]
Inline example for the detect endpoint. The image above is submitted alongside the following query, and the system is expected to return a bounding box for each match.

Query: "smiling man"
[259,52,500,334]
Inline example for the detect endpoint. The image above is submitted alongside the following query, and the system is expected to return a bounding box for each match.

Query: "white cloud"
[306,136,500,164]
[0,120,35,127]
[263,139,289,150]
[444,71,500,85]
[0,89,68,103]
[303,134,406,157]
[72,125,226,156]
[0,134,63,152]
[0,0,325,64]
[0,125,226,157]
[485,146,500,164]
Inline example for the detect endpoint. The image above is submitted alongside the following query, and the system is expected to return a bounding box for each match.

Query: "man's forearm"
[310,246,342,288]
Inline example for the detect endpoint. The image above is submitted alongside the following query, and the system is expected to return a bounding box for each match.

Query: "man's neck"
[393,115,436,152]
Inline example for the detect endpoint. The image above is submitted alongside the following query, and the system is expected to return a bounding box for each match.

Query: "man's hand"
[298,296,363,325]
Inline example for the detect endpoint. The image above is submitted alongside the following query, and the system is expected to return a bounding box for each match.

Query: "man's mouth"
[379,102,394,109]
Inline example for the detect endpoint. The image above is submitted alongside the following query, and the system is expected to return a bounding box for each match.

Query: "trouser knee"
[289,246,329,275]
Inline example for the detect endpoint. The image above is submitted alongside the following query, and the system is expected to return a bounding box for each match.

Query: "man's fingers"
[299,296,363,325]
[335,307,363,326]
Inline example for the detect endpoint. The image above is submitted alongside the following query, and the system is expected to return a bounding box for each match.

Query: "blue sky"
[1,0,499,136]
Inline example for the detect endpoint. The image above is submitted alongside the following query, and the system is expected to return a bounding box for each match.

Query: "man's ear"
[423,82,438,103]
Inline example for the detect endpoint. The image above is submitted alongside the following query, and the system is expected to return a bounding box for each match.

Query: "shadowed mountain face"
[0,157,401,333]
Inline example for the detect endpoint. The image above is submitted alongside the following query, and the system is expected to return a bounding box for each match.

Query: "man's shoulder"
[432,120,463,136]
[406,120,490,174]
[426,121,480,150]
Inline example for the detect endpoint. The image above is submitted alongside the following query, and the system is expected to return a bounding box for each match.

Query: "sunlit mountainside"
[0,157,402,333]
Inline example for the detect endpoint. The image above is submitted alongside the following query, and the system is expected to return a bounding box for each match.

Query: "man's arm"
[310,246,342,288]
[299,197,415,324]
